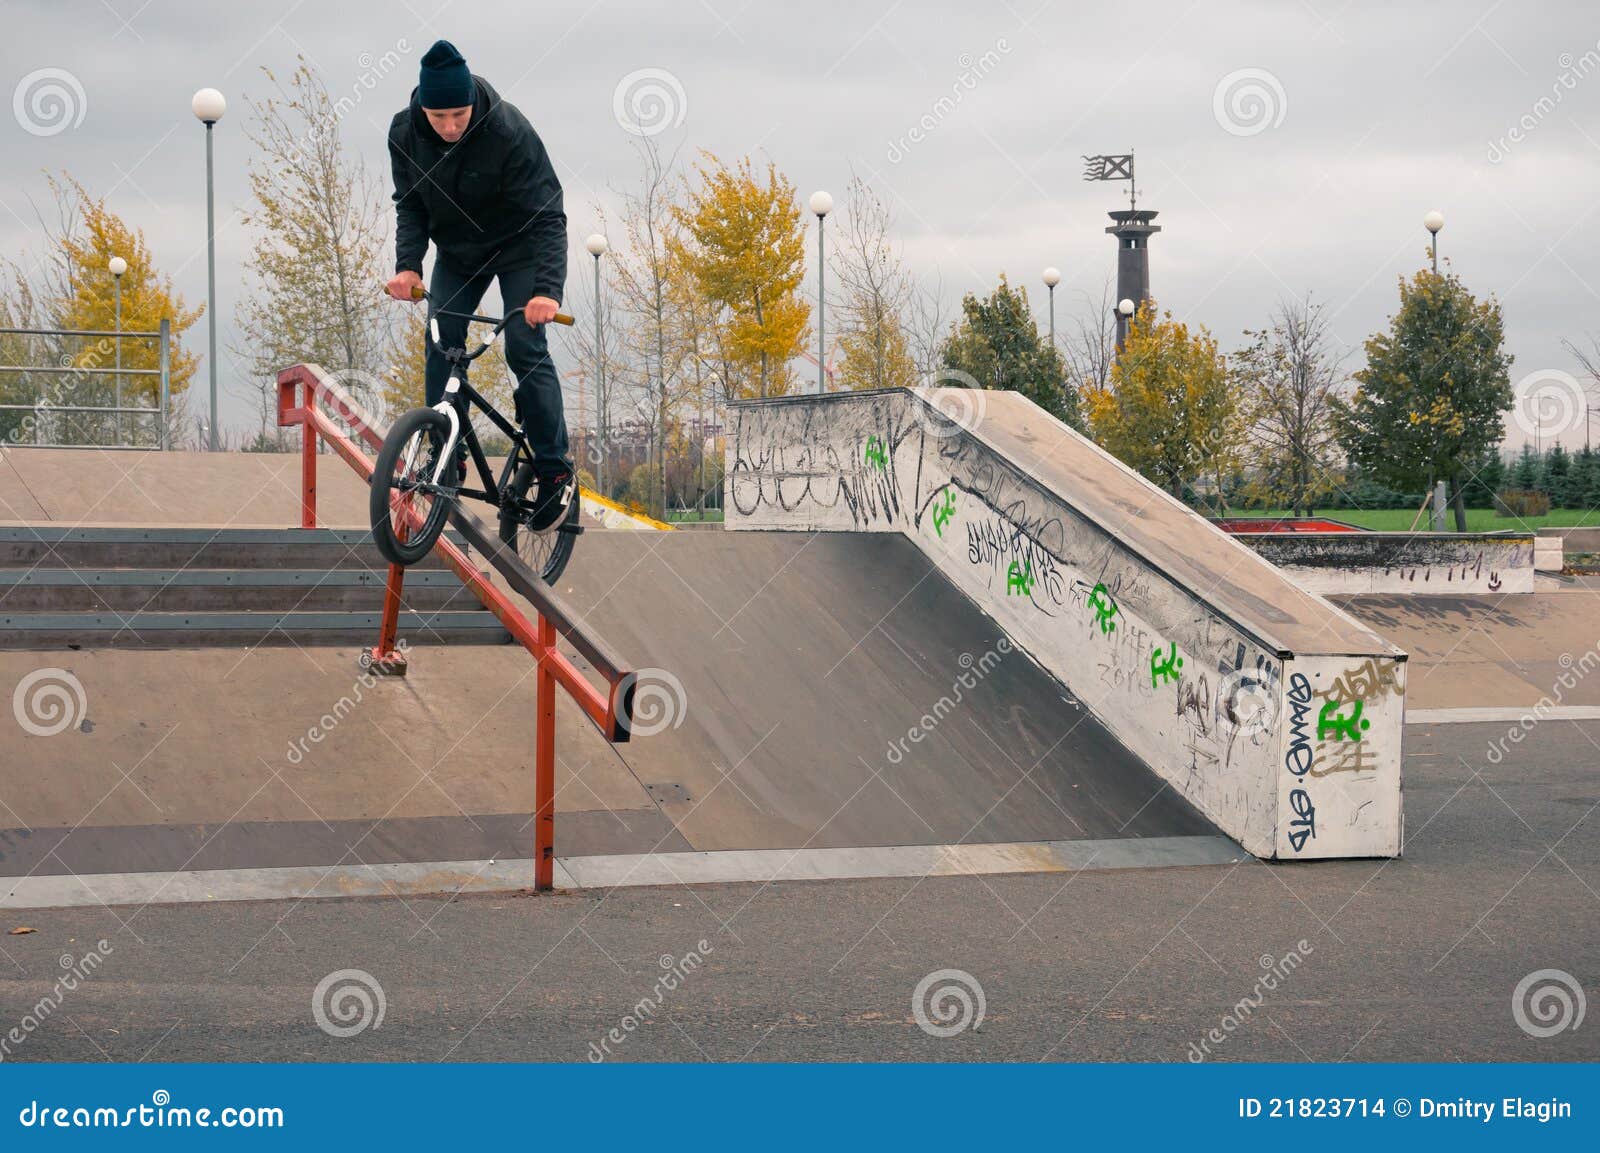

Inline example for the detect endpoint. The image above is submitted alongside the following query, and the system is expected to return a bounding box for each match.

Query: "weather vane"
[1083,151,1137,212]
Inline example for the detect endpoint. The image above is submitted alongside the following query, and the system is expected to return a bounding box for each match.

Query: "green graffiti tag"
[864,435,887,471]
[1150,642,1183,687]
[932,487,957,538]
[1087,582,1119,634]
[1316,699,1370,741]
[1006,559,1035,597]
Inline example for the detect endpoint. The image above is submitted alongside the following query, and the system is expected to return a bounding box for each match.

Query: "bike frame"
[414,305,539,518]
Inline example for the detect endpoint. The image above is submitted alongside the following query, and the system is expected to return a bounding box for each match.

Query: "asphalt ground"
[2,719,1593,1062]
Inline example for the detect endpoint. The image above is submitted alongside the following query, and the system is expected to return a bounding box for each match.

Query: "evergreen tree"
[1462,448,1504,507]
[1544,444,1571,505]
[1511,443,1539,490]
[1574,447,1600,510]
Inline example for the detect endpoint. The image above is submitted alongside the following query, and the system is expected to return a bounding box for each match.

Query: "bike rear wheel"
[370,408,457,566]
[498,461,579,583]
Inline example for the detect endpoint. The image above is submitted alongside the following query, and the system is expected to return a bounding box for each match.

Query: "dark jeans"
[424,260,570,475]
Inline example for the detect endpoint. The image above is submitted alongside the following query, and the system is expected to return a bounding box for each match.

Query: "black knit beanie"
[418,40,473,109]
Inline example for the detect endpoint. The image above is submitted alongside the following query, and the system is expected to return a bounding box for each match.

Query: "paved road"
[2,721,1594,1062]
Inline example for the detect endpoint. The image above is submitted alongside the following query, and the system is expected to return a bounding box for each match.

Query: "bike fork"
[428,377,466,485]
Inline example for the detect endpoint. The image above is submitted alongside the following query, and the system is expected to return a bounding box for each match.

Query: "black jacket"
[388,76,567,301]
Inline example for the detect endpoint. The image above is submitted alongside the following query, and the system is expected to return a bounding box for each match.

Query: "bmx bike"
[369,285,582,582]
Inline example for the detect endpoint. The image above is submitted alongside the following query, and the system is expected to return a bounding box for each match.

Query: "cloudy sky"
[4,0,1598,446]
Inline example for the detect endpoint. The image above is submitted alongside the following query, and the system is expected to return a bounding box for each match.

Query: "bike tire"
[370,407,457,566]
[498,461,579,583]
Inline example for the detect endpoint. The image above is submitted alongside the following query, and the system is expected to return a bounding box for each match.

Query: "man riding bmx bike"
[384,39,573,529]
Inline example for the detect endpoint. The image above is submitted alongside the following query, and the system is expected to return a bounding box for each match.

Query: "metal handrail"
[275,361,638,890]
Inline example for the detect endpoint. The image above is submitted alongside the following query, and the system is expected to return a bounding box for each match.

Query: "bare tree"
[563,228,634,496]
[1062,276,1118,401]
[234,60,392,443]
[1236,293,1347,517]
[904,269,950,384]
[1560,333,1600,452]
[607,135,686,515]
[831,174,915,391]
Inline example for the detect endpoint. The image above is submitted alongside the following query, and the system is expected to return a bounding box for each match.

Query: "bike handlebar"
[400,283,574,327]
[389,283,574,364]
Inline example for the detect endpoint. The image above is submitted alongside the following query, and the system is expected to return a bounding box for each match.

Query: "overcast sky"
[4,0,1598,448]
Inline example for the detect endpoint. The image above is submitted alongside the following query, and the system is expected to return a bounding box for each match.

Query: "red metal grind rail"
[276,363,636,891]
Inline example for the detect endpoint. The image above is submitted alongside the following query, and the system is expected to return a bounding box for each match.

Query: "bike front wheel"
[370,407,457,566]
[498,461,579,583]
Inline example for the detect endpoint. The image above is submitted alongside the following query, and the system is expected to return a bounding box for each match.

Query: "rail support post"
[298,381,318,529]
[363,559,410,676]
[535,612,557,890]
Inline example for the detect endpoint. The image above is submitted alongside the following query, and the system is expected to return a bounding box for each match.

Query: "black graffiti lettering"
[1286,787,1317,853]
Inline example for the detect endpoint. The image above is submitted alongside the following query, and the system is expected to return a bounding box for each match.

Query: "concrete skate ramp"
[1335,591,1600,710]
[555,530,1215,851]
[726,389,1408,858]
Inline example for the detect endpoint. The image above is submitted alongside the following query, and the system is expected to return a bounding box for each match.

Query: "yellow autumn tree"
[669,154,809,398]
[1084,302,1241,500]
[51,176,203,447]
[837,312,917,391]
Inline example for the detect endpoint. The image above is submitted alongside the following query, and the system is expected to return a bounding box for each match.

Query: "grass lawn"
[1225,508,1600,532]
[666,508,725,523]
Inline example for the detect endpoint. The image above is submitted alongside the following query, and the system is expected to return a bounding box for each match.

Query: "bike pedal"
[558,523,584,536]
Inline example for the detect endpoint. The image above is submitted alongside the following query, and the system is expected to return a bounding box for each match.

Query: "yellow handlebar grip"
[553,312,575,326]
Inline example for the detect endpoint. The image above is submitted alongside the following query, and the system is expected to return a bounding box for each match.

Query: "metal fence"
[0,320,171,450]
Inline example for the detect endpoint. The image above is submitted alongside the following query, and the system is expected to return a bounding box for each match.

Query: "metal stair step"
[0,568,481,613]
[0,527,470,571]
[0,609,512,649]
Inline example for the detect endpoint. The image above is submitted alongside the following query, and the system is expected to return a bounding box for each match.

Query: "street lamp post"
[809,190,833,394]
[109,255,126,444]
[192,87,226,451]
[585,233,608,494]
[1115,296,1136,360]
[1042,267,1061,350]
[1424,210,1444,274]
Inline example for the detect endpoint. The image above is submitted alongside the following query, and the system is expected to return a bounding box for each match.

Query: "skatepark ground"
[0,449,1596,1061]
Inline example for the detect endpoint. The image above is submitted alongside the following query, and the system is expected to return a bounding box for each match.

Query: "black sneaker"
[527,467,574,531]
